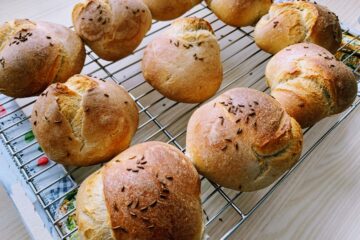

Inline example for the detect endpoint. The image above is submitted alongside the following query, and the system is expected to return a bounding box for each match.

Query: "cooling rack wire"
[0,3,359,240]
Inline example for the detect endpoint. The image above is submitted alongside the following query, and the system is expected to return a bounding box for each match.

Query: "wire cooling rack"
[0,3,359,240]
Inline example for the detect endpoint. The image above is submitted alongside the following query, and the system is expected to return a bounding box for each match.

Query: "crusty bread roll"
[0,19,85,98]
[254,1,342,54]
[206,0,272,27]
[142,0,201,21]
[31,74,138,166]
[186,88,303,192]
[266,43,358,128]
[77,141,203,240]
[72,0,152,61]
[142,17,223,103]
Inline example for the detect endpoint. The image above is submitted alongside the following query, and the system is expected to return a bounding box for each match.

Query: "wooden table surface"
[0,1,359,240]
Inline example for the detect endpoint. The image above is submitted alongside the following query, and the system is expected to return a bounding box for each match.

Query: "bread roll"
[142,17,223,103]
[31,74,138,166]
[206,0,272,27]
[0,19,85,98]
[266,43,358,128]
[142,0,201,21]
[77,141,203,240]
[186,88,303,192]
[72,0,152,61]
[254,1,342,54]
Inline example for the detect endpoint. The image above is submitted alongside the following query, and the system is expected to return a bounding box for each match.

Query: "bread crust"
[77,170,115,240]
[0,19,85,97]
[142,0,202,21]
[186,88,303,191]
[206,0,272,27]
[76,141,203,240]
[72,0,152,61]
[142,17,223,103]
[265,43,357,128]
[254,1,342,54]
[31,74,139,166]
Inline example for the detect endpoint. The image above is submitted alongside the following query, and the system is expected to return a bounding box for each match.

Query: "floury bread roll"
[254,1,342,54]
[31,75,138,166]
[72,0,152,61]
[142,0,201,21]
[186,88,303,192]
[206,0,272,27]
[142,18,223,103]
[0,19,85,98]
[266,43,358,128]
[76,142,203,240]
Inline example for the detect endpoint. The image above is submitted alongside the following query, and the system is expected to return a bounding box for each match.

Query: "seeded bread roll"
[0,19,85,98]
[76,141,203,240]
[142,17,223,103]
[254,1,342,54]
[142,0,201,21]
[72,0,152,61]
[266,43,358,128]
[205,0,272,27]
[31,74,138,166]
[186,88,303,192]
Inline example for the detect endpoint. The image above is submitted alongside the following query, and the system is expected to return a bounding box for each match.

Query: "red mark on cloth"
[0,104,6,116]
[37,156,49,166]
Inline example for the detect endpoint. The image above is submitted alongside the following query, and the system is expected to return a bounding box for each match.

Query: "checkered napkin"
[47,177,76,215]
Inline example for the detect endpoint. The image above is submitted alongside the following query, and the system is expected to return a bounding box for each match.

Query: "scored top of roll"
[31,74,138,166]
[76,141,204,239]
[186,88,303,191]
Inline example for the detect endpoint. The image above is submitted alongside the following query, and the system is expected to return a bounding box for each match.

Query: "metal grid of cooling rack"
[0,3,359,240]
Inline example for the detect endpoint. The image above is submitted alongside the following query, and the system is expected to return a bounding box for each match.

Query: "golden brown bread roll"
[254,1,342,54]
[142,17,223,103]
[31,74,138,166]
[76,141,203,240]
[186,88,303,192]
[206,0,272,27]
[72,0,152,61]
[0,19,85,98]
[142,0,201,21]
[266,43,358,128]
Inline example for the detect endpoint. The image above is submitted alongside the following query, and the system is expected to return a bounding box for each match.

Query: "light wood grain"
[235,107,360,240]
[317,0,360,31]
[0,184,30,240]
[0,1,359,240]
